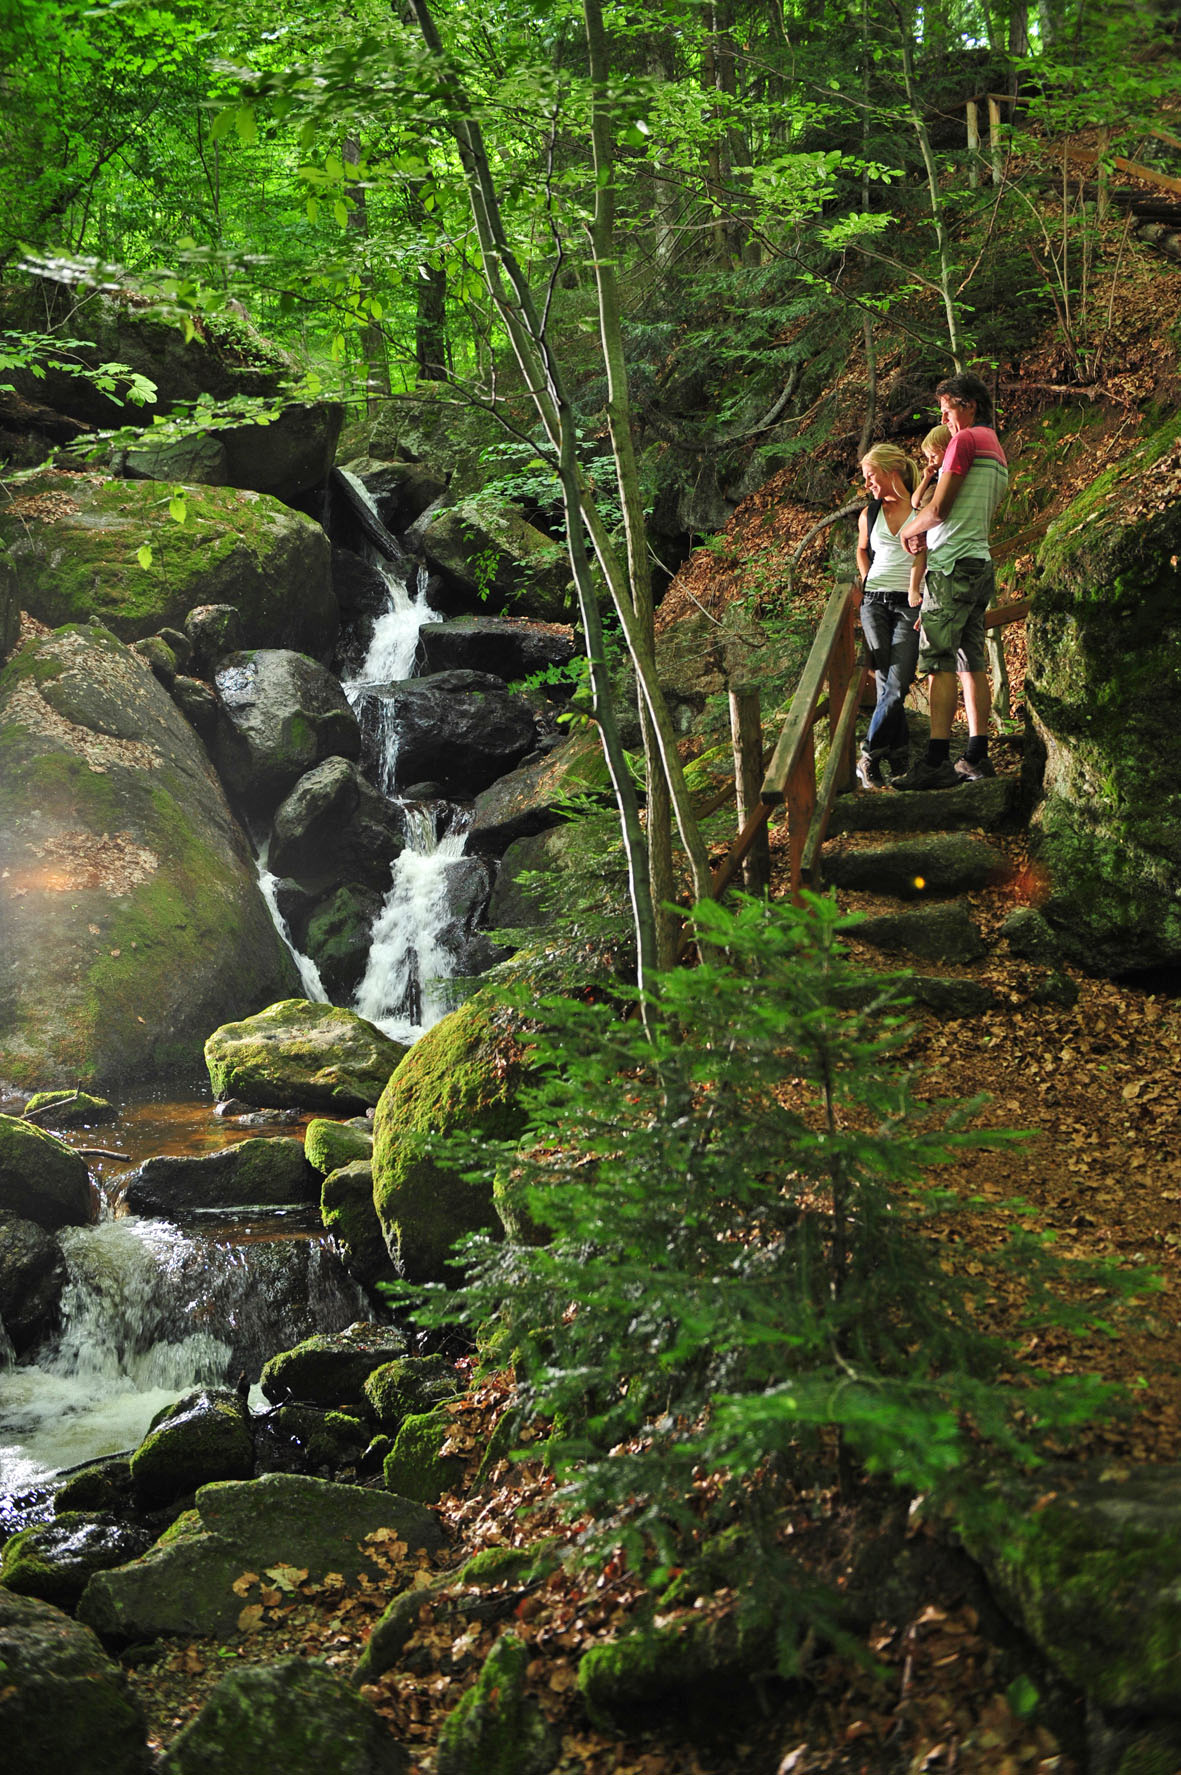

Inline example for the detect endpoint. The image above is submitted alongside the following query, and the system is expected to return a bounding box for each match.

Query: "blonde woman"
[854,443,922,789]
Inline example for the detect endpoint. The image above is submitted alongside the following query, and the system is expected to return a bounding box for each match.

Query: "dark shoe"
[856,751,886,790]
[954,754,996,782]
[891,757,958,792]
[887,749,910,780]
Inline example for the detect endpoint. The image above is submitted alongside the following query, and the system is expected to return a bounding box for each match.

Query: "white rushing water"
[256,851,329,1002]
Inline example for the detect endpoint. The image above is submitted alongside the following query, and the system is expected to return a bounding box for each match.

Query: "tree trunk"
[343,136,392,409]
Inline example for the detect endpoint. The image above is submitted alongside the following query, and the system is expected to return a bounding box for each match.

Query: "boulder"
[848,902,987,963]
[130,1387,255,1509]
[185,603,245,676]
[436,1632,556,1775]
[320,1161,390,1289]
[306,1117,373,1175]
[485,813,622,936]
[468,733,612,856]
[0,474,337,658]
[118,1137,318,1218]
[211,650,361,816]
[382,1408,465,1505]
[301,885,385,1002]
[332,547,393,623]
[419,501,571,621]
[1001,906,1063,964]
[205,1000,407,1112]
[354,670,537,799]
[214,400,345,504]
[122,430,229,485]
[1026,417,1181,972]
[77,1472,443,1641]
[366,387,519,504]
[0,1115,94,1229]
[0,1513,154,1610]
[340,456,448,533]
[0,1211,66,1352]
[269,757,403,892]
[363,1355,461,1433]
[23,1088,116,1128]
[0,1588,150,1775]
[823,834,1010,899]
[55,1458,135,1515]
[372,990,531,1281]
[169,672,220,740]
[417,616,577,683]
[0,624,300,1091]
[159,1656,407,1775]
[260,1324,409,1411]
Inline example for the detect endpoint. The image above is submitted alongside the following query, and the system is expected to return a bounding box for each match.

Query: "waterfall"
[256,849,329,1003]
[0,1218,368,1497]
[353,805,471,1043]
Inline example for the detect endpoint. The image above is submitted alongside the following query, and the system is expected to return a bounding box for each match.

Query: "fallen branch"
[75,1146,130,1161]
[22,1090,80,1121]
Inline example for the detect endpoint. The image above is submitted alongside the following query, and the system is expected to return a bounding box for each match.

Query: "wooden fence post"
[988,96,1004,184]
[728,684,770,895]
[966,99,980,190]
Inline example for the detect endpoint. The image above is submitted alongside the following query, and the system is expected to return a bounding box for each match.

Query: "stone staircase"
[818,767,1075,1014]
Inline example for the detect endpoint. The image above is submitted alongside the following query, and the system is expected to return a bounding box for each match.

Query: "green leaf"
[168,493,187,525]
[136,544,153,569]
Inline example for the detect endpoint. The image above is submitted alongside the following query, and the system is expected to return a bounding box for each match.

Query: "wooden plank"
[1061,143,1181,198]
[985,596,1031,629]
[800,668,869,887]
[729,685,770,894]
[967,99,980,190]
[762,580,856,803]
[785,726,817,901]
[709,800,773,899]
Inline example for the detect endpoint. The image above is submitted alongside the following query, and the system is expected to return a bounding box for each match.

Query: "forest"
[2,0,1181,1772]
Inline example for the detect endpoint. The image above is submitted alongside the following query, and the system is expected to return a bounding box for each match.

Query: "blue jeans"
[860,597,920,759]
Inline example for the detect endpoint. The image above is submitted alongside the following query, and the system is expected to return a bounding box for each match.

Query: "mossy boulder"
[23,1089,116,1128]
[306,1117,373,1175]
[577,1606,777,1735]
[54,1457,134,1515]
[371,989,531,1282]
[271,1407,370,1473]
[382,1408,465,1506]
[78,1472,442,1641]
[130,1387,255,1510]
[469,733,612,859]
[0,1588,150,1775]
[260,1324,409,1411]
[0,1114,93,1229]
[0,1512,153,1610]
[159,1656,407,1775]
[0,473,336,658]
[961,1463,1181,1716]
[366,385,522,505]
[119,1136,317,1218]
[210,651,361,817]
[363,1355,461,1433]
[436,1632,557,1775]
[419,500,571,621]
[0,624,300,1091]
[320,1160,390,1289]
[205,1000,407,1112]
[1027,416,1181,972]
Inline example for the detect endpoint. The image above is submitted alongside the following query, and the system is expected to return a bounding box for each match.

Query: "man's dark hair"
[934,373,994,427]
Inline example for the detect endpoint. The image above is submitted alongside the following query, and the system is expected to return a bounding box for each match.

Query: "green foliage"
[391,893,1148,1648]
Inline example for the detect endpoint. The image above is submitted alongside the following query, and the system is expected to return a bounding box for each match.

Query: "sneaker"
[856,752,886,790]
[954,754,997,782]
[887,749,910,780]
[891,757,958,792]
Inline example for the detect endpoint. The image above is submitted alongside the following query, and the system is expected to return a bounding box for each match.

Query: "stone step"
[824,832,1010,900]
[828,774,1016,835]
[850,901,987,963]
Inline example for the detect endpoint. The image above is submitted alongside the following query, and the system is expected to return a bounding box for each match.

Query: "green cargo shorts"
[917,557,995,675]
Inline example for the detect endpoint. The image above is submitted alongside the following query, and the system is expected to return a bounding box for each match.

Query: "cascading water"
[256,847,329,1002]
[0,1217,369,1501]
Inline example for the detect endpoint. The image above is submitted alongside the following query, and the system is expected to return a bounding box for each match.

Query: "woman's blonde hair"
[922,424,951,455]
[861,442,918,494]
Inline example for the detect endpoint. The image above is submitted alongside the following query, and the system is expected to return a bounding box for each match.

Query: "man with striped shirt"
[894,373,1009,791]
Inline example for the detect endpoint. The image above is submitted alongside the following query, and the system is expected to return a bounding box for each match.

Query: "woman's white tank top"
[865,506,912,599]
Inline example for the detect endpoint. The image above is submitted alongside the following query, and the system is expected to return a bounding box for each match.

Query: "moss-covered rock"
[363,1355,461,1432]
[0,1587,150,1775]
[0,1513,153,1610]
[210,650,360,817]
[382,1408,465,1505]
[0,624,299,1090]
[320,1160,390,1289]
[119,1136,317,1217]
[371,989,531,1282]
[0,1114,93,1229]
[260,1324,408,1411]
[0,474,336,658]
[1026,414,1181,971]
[306,1117,373,1175]
[130,1387,254,1510]
[205,999,407,1112]
[435,1632,556,1775]
[54,1457,134,1515]
[366,385,523,504]
[159,1655,407,1775]
[419,500,572,621]
[78,1472,443,1641]
[272,1406,370,1473]
[23,1089,116,1128]
[577,1605,778,1735]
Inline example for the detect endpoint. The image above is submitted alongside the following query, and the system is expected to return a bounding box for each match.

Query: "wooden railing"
[709,588,1032,903]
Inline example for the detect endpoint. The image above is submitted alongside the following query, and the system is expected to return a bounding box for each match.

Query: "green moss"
[362,1355,459,1431]
[305,1117,372,1175]
[382,1408,465,1506]
[436,1632,556,1775]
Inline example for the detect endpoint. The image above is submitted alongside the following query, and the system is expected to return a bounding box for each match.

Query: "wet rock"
[342,454,447,532]
[306,1118,373,1175]
[0,1211,66,1352]
[185,603,244,676]
[25,1092,122,1135]
[485,813,621,935]
[269,756,403,893]
[372,989,531,1282]
[0,1512,154,1610]
[468,731,610,856]
[205,1000,407,1113]
[0,624,300,1092]
[0,473,335,657]
[418,616,577,683]
[54,1457,134,1515]
[436,1632,556,1775]
[331,547,391,623]
[0,1115,93,1230]
[302,883,385,1002]
[211,649,360,817]
[355,670,537,799]
[0,1588,150,1775]
[269,1407,370,1476]
[419,501,571,621]
[365,1356,461,1434]
[119,1137,318,1218]
[260,1324,408,1411]
[320,1161,391,1290]
[130,1387,255,1510]
[159,1655,407,1775]
[78,1471,443,1641]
